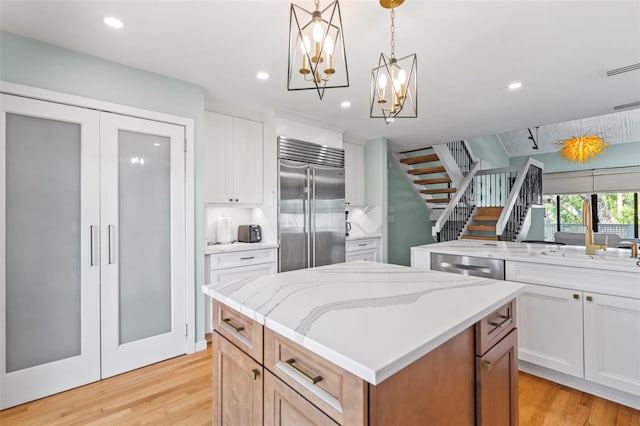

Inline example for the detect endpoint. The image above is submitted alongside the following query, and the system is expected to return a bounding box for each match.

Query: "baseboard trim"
[195,340,208,352]
[520,361,640,410]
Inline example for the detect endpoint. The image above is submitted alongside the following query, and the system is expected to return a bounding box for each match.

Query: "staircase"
[398,147,456,207]
[394,141,544,243]
[461,207,503,241]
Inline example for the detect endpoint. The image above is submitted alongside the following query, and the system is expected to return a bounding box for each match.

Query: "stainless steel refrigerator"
[278,137,345,272]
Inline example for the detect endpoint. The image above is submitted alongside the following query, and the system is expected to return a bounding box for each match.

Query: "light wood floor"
[1,346,638,425]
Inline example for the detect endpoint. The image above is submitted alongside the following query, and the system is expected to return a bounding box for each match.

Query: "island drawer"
[475,300,516,356]
[213,300,263,363]
[264,328,367,425]
[209,248,278,270]
[264,370,338,426]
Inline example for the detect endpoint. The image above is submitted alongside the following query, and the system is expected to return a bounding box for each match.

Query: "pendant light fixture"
[557,134,608,163]
[370,0,417,124]
[288,0,349,100]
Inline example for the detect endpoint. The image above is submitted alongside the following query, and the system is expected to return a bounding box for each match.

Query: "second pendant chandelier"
[370,0,417,124]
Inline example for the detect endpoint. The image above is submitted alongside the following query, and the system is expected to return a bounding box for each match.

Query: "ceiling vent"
[613,100,640,111]
[606,63,640,77]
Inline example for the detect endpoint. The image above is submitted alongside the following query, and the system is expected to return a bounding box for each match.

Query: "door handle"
[108,225,116,264]
[90,225,97,266]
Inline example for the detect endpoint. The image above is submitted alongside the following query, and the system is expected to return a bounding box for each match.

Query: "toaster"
[237,225,262,243]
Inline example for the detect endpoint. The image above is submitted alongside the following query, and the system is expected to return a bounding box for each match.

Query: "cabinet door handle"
[229,198,233,202]
[240,256,255,261]
[285,358,323,384]
[251,368,260,380]
[573,293,580,300]
[222,318,245,333]
[235,198,239,202]
[489,315,511,328]
[482,360,492,372]
[586,295,593,302]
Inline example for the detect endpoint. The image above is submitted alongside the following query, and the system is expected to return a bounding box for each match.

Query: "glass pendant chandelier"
[370,0,417,124]
[288,0,349,100]
[557,135,608,163]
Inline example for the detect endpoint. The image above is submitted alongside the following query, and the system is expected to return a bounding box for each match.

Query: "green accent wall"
[1,31,207,342]
[387,159,435,265]
[365,138,388,262]
[466,135,509,168]
[510,140,640,172]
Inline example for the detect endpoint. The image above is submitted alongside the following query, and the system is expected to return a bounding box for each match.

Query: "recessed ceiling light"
[341,101,351,108]
[508,81,523,90]
[103,16,124,29]
[257,72,269,80]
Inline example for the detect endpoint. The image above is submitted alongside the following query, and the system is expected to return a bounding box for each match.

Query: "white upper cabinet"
[205,111,263,204]
[344,142,365,206]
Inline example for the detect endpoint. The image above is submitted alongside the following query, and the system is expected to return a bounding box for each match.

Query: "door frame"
[0,81,197,354]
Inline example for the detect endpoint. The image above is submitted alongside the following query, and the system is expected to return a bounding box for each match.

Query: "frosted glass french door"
[0,94,101,409]
[99,113,186,378]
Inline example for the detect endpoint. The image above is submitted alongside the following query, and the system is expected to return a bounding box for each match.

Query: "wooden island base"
[212,299,518,426]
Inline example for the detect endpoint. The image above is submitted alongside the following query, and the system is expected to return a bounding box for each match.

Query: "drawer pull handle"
[489,315,511,328]
[285,358,323,384]
[222,318,245,333]
[240,256,255,260]
[358,243,368,246]
[482,360,492,372]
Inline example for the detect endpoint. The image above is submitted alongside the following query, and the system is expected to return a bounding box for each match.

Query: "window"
[596,193,636,239]
[545,192,639,241]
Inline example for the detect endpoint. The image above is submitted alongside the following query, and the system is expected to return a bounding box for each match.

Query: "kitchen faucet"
[583,199,607,255]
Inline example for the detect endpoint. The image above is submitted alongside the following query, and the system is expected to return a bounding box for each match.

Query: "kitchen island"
[203,261,524,425]
[412,241,640,409]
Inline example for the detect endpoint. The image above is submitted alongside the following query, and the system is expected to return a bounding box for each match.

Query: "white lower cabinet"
[345,238,379,262]
[206,248,278,332]
[518,285,584,378]
[517,282,640,398]
[583,293,640,396]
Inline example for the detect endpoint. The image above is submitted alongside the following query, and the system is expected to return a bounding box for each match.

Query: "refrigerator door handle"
[307,167,312,269]
[311,168,316,268]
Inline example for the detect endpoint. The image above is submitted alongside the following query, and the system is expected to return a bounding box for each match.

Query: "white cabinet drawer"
[210,248,277,270]
[346,238,378,253]
[346,249,377,262]
[209,262,278,285]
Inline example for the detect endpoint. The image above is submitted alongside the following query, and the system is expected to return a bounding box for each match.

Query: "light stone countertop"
[412,240,640,274]
[205,242,279,254]
[202,261,524,385]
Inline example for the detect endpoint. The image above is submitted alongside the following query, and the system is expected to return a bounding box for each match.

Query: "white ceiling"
[1,0,639,152]
[497,108,640,157]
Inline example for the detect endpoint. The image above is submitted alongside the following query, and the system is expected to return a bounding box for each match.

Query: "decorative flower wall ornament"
[557,135,608,163]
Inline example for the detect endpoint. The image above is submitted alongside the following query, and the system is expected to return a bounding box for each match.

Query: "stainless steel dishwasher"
[430,252,505,280]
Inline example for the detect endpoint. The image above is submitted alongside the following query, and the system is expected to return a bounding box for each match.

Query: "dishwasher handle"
[439,262,492,274]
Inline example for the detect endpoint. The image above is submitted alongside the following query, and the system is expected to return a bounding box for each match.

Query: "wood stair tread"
[399,146,433,155]
[461,235,499,241]
[400,154,439,165]
[467,225,496,231]
[473,215,501,221]
[421,188,457,194]
[426,198,452,204]
[408,166,446,175]
[414,177,452,185]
